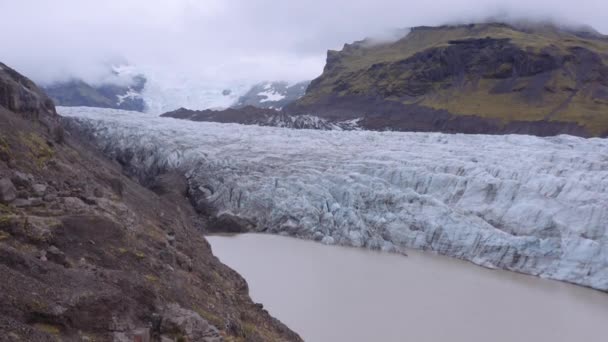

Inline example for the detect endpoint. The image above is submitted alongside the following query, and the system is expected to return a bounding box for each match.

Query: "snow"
[257,89,286,102]
[59,106,608,291]
[116,88,141,105]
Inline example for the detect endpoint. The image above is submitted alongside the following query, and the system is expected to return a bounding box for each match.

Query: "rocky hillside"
[233,81,310,110]
[288,23,608,137]
[43,75,146,112]
[163,106,280,124]
[0,62,301,341]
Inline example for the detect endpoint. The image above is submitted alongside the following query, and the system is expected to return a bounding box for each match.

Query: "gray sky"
[1,0,607,85]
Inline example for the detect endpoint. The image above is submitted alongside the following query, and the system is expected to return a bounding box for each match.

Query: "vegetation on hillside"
[296,23,608,136]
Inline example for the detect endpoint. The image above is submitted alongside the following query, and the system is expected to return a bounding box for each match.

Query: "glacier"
[59,106,608,291]
[142,79,251,114]
[120,66,252,114]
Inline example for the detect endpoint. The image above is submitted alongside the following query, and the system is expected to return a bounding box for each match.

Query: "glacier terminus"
[60,106,608,291]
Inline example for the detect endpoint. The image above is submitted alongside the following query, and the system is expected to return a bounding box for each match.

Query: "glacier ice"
[136,70,251,114]
[258,89,286,102]
[59,106,608,291]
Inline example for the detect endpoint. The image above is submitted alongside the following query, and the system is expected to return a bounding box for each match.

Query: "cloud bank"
[0,0,606,86]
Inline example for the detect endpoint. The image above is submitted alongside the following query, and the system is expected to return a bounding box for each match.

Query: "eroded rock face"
[0,62,57,123]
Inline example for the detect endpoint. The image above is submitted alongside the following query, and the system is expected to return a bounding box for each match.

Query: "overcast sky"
[1,0,607,85]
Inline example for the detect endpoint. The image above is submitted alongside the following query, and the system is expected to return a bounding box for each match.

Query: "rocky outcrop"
[0,64,302,341]
[163,106,279,124]
[0,62,58,128]
[162,106,361,130]
[289,23,608,137]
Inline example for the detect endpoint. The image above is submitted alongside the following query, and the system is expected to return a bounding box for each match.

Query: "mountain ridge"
[232,81,310,110]
[43,75,146,112]
[287,22,608,137]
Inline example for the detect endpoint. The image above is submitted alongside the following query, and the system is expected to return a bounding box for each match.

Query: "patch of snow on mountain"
[233,81,310,110]
[60,106,608,291]
[116,88,142,106]
[258,89,286,102]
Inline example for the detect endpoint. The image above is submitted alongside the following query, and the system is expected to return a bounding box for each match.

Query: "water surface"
[208,234,608,342]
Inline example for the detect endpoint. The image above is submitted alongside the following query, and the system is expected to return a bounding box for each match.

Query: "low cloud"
[0,0,606,86]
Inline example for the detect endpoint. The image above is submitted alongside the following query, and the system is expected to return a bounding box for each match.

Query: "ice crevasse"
[60,107,608,291]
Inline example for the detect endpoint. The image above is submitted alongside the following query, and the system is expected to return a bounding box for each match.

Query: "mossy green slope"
[295,23,608,136]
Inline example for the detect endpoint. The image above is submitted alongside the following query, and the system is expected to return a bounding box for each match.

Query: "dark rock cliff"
[0,63,58,127]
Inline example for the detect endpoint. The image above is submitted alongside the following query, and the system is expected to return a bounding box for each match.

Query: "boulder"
[13,198,43,208]
[160,304,222,342]
[208,213,255,233]
[32,183,47,196]
[11,171,33,188]
[47,245,69,267]
[62,197,88,212]
[0,177,16,204]
[175,250,193,272]
[43,193,57,202]
[166,232,176,246]
[132,328,150,342]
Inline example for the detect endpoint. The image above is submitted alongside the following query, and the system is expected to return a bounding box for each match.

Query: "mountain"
[288,22,608,137]
[0,62,301,341]
[233,81,310,110]
[43,78,309,115]
[43,74,147,112]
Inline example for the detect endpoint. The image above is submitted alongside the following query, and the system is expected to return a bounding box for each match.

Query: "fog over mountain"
[1,0,607,87]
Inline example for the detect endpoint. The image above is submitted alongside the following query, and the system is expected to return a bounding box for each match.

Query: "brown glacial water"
[208,234,608,342]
